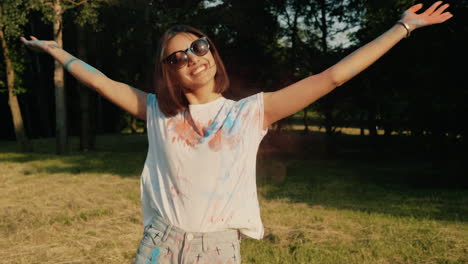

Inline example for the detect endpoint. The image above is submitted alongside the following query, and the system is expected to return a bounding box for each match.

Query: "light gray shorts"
[133,214,241,264]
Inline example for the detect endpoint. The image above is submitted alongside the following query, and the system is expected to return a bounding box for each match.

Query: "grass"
[0,134,466,264]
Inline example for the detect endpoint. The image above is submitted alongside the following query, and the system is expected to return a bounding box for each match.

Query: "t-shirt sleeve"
[237,92,268,139]
[146,93,159,127]
[256,92,268,137]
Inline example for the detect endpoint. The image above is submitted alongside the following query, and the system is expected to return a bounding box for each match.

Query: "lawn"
[0,134,466,264]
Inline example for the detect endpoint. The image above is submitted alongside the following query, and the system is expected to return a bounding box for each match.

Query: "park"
[1,0,467,263]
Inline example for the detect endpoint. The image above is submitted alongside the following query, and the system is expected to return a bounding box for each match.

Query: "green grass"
[0,134,466,264]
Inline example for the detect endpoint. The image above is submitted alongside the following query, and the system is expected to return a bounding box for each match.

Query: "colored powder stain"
[145,248,160,264]
[204,121,218,137]
[225,135,241,151]
[79,61,105,76]
[208,130,223,152]
[224,114,236,130]
[168,118,200,147]
[166,100,253,150]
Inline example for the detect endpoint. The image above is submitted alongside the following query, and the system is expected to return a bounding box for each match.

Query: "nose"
[186,51,200,66]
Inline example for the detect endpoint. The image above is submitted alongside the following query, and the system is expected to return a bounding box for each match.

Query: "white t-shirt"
[140,92,268,239]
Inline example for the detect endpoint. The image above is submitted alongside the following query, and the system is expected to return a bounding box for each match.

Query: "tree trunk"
[53,0,67,154]
[30,20,52,137]
[318,0,335,157]
[76,25,94,151]
[0,27,31,152]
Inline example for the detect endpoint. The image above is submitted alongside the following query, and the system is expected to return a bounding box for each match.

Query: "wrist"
[46,42,61,53]
[396,21,411,38]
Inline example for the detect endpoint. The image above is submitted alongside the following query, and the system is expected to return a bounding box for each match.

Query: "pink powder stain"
[168,117,224,148]
[225,135,241,151]
[182,243,192,259]
[175,174,191,186]
[208,130,223,152]
[169,184,188,200]
[168,118,201,147]
[167,110,246,152]
[209,214,233,224]
[207,126,241,152]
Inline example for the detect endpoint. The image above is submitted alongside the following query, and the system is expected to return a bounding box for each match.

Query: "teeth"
[193,65,206,75]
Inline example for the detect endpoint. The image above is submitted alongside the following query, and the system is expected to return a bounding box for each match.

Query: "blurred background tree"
[1,0,466,163]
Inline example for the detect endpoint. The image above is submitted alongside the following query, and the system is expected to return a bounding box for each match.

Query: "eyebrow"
[165,34,199,55]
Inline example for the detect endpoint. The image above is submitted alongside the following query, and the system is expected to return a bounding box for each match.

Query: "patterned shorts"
[133,215,242,264]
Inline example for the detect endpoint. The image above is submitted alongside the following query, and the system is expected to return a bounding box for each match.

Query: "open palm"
[401,1,453,31]
[20,36,58,53]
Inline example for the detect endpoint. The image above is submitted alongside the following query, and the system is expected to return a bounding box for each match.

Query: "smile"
[192,64,207,75]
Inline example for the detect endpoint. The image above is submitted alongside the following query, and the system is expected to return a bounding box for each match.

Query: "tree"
[30,0,109,154]
[0,0,32,152]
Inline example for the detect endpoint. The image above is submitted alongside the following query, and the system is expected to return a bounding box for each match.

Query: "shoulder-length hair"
[153,25,230,117]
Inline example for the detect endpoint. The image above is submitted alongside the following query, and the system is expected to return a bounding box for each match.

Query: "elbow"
[321,69,342,90]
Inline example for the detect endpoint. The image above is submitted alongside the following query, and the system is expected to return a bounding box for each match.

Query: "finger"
[30,36,39,41]
[431,3,449,16]
[423,1,443,15]
[406,3,424,13]
[19,37,33,47]
[439,12,454,22]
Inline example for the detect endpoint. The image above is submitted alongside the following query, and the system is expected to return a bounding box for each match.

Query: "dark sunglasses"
[162,36,210,69]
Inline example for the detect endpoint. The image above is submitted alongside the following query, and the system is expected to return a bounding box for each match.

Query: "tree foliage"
[0,0,466,155]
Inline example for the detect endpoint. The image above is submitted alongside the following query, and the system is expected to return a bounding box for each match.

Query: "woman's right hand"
[20,36,59,54]
[400,1,453,32]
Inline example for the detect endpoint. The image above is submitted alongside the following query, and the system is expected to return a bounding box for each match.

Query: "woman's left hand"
[401,1,453,32]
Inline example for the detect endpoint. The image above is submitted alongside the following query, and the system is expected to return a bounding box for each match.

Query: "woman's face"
[164,33,217,92]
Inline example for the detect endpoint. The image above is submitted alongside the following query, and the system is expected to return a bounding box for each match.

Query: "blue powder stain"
[204,121,218,137]
[145,248,160,264]
[224,115,235,130]
[79,61,105,76]
[237,100,247,110]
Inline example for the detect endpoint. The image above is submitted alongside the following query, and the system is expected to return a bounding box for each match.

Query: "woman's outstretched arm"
[20,36,148,120]
[263,1,453,130]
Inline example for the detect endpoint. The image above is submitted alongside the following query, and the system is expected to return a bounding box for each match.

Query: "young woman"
[21,2,452,263]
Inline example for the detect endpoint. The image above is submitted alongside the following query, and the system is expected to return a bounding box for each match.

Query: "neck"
[184,80,222,105]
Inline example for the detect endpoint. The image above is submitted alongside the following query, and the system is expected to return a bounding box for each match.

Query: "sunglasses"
[162,36,210,69]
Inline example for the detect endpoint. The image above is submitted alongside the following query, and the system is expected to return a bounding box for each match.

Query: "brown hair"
[153,25,230,117]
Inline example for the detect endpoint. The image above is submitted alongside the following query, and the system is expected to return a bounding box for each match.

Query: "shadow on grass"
[259,157,468,223]
[1,133,467,222]
[0,134,148,178]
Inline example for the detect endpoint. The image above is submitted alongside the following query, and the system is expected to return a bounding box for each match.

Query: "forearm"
[327,23,408,87]
[46,44,147,119]
[263,24,408,126]
[46,44,108,89]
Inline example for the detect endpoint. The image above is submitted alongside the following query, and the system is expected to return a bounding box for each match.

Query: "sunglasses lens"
[168,51,188,68]
[163,37,210,68]
[192,39,209,56]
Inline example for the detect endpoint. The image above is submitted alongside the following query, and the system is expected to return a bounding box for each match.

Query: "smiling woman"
[19,2,453,263]
[154,25,229,117]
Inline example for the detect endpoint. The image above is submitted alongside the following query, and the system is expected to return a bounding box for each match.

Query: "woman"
[21,2,452,263]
